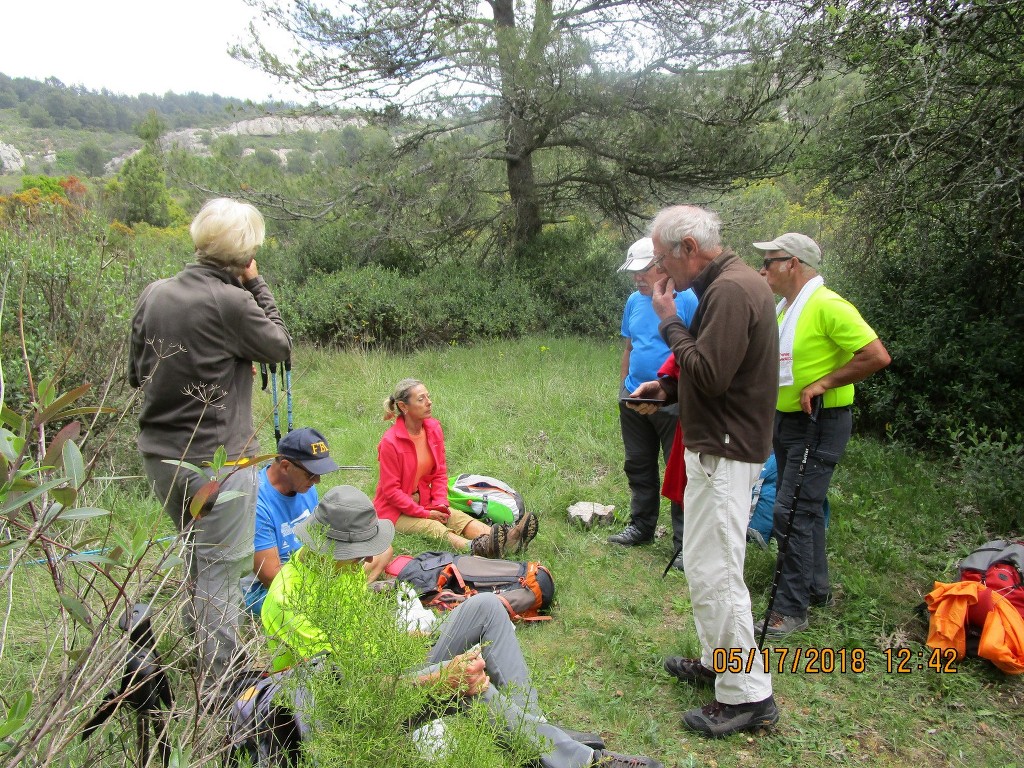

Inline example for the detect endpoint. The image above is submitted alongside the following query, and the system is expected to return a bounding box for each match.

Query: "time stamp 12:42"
[710,646,959,675]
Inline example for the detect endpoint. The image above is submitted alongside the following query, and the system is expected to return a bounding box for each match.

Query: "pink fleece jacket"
[373,416,449,523]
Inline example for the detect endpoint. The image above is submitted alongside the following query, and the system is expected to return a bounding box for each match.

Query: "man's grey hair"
[649,205,723,252]
[191,197,266,269]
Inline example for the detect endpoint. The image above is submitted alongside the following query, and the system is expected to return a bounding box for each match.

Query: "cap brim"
[302,455,341,475]
[334,518,394,561]
[293,516,395,561]
[617,257,654,272]
[751,240,782,251]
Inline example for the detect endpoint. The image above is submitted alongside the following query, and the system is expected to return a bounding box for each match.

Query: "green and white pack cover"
[447,474,524,525]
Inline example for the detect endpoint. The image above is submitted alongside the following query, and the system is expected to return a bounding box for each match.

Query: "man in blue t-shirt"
[243,427,341,615]
[611,238,697,566]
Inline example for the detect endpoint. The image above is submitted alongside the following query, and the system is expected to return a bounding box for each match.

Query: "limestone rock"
[105,149,140,175]
[0,142,26,173]
[567,502,615,529]
[89,114,368,177]
[221,114,364,136]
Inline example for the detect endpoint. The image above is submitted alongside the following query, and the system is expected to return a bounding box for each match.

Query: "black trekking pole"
[284,358,293,435]
[662,544,682,578]
[758,395,822,649]
[270,362,282,447]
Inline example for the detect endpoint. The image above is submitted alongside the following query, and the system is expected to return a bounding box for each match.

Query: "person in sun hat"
[612,238,696,571]
[260,484,661,768]
[242,427,391,616]
[752,232,890,639]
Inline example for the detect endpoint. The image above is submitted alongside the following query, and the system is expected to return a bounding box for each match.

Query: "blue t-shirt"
[253,465,319,562]
[621,289,698,391]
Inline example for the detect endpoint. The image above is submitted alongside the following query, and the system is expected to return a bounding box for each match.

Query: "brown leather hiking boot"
[470,524,507,558]
[682,695,779,738]
[505,511,539,555]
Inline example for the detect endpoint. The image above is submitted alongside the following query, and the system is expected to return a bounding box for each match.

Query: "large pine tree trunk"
[491,0,543,247]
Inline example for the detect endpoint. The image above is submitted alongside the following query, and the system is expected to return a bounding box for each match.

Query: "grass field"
[3,336,1023,766]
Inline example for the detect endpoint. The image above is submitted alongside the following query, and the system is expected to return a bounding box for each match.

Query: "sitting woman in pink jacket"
[373,379,537,558]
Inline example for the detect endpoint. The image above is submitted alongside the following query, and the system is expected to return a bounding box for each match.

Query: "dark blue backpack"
[395,552,554,622]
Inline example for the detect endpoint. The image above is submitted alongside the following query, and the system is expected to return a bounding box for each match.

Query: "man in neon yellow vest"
[755,233,890,638]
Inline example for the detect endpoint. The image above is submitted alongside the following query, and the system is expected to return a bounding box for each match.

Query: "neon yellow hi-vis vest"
[776,287,878,413]
[261,551,366,672]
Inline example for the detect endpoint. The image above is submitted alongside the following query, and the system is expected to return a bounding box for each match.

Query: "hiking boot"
[607,524,653,547]
[470,524,507,558]
[505,511,539,555]
[756,611,808,639]
[663,656,715,687]
[682,695,779,738]
[670,552,685,572]
[810,591,836,608]
[591,749,663,767]
[558,727,605,750]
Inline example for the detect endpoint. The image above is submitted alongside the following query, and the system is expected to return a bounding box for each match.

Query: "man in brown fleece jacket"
[628,205,779,738]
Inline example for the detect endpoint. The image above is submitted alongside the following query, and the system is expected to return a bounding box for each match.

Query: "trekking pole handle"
[809,394,823,424]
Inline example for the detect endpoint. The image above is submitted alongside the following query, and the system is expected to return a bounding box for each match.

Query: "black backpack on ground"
[225,666,313,768]
[395,552,555,622]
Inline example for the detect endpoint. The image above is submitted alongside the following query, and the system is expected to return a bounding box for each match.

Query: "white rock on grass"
[567,501,615,529]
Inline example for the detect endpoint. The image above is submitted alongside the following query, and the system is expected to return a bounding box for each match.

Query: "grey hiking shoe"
[591,749,663,767]
[470,524,507,558]
[607,524,653,547]
[663,656,715,687]
[505,511,539,554]
[682,695,779,738]
[756,611,808,639]
[746,527,769,550]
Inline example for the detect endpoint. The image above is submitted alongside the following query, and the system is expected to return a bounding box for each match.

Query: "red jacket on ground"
[373,416,449,523]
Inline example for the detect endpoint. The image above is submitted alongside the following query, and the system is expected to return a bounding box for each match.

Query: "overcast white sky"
[1,0,305,102]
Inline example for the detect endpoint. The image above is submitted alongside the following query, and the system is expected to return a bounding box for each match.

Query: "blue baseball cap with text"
[277,427,340,475]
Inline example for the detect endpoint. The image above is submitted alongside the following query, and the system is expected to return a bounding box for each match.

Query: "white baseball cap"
[617,238,655,272]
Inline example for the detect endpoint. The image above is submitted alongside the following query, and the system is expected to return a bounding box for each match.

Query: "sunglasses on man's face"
[289,461,319,481]
[761,256,791,270]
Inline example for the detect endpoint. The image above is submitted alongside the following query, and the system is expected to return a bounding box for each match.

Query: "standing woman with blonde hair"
[129,197,291,687]
[373,379,538,557]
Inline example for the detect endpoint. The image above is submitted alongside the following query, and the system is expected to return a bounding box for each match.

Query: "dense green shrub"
[0,207,183,469]
[507,222,629,337]
[827,211,1024,445]
[276,262,542,349]
[949,426,1024,534]
[288,555,528,768]
[272,218,633,349]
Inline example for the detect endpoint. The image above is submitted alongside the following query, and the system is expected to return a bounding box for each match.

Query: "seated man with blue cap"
[243,427,390,615]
